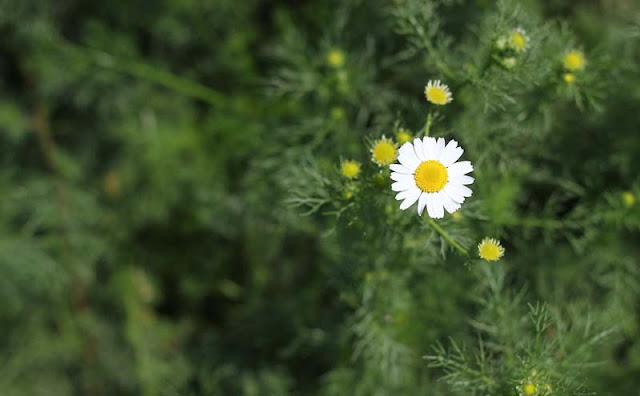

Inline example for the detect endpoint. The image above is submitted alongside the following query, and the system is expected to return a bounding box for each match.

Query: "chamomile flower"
[563,50,585,71]
[478,238,505,261]
[341,159,361,179]
[623,191,636,207]
[509,28,529,52]
[390,137,473,218]
[370,136,398,166]
[326,48,346,68]
[424,80,453,106]
[518,382,537,396]
[396,128,413,145]
[563,72,576,84]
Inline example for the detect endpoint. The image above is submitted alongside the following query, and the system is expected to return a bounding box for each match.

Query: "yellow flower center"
[326,50,345,68]
[372,141,397,165]
[523,383,536,396]
[478,240,503,261]
[511,32,526,50]
[414,160,448,192]
[564,51,585,71]
[426,87,448,105]
[396,130,412,144]
[623,191,636,207]
[563,73,575,84]
[341,161,360,179]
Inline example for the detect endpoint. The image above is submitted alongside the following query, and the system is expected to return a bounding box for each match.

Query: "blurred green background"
[1,0,640,395]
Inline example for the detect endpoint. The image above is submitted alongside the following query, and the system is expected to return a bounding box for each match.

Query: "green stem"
[427,218,468,255]
[424,111,433,136]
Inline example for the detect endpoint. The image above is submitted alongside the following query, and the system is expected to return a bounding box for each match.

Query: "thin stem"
[424,111,433,136]
[427,218,468,256]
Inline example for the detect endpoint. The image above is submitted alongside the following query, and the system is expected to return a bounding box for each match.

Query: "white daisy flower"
[424,80,453,105]
[390,137,474,218]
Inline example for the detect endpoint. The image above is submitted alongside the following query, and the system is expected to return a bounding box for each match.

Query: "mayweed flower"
[424,80,453,105]
[341,159,361,179]
[326,49,345,68]
[390,137,473,218]
[478,238,505,261]
[517,370,552,396]
[563,72,576,84]
[509,28,529,52]
[623,191,636,207]
[518,382,537,396]
[563,50,585,71]
[396,128,413,145]
[370,136,398,166]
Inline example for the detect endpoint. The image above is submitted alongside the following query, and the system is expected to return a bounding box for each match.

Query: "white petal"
[395,188,416,201]
[440,140,464,167]
[433,138,445,160]
[390,172,414,182]
[448,183,473,198]
[426,193,436,218]
[450,175,474,185]
[422,137,436,160]
[444,185,465,204]
[398,143,420,170]
[439,191,460,214]
[431,193,445,218]
[390,164,412,174]
[391,180,415,192]
[399,188,421,210]
[419,137,429,159]
[413,138,425,161]
[447,161,473,176]
[417,192,428,216]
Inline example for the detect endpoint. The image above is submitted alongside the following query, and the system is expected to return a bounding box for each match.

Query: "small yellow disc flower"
[326,49,345,68]
[563,73,576,84]
[510,28,529,52]
[424,80,453,105]
[563,50,585,71]
[623,191,636,207]
[396,128,412,145]
[523,384,536,395]
[370,136,398,166]
[341,160,361,179]
[478,237,505,261]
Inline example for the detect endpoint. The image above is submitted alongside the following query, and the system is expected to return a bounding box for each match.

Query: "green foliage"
[0,0,640,395]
